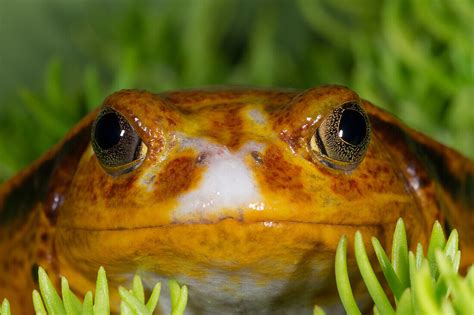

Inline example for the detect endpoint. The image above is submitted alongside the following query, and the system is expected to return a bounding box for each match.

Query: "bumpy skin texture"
[0,86,472,314]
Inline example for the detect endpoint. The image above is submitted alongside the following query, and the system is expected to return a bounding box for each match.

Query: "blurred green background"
[0,0,473,183]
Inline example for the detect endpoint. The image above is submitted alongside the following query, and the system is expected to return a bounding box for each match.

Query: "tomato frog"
[0,85,472,314]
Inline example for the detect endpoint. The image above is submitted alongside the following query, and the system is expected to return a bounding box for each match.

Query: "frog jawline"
[60,217,391,231]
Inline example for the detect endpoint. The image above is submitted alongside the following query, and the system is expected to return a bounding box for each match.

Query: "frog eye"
[309,102,370,171]
[91,108,147,176]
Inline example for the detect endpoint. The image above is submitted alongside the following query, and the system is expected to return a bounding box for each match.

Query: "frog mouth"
[61,217,391,232]
[57,219,393,278]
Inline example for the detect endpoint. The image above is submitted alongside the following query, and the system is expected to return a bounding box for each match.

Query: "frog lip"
[60,218,391,231]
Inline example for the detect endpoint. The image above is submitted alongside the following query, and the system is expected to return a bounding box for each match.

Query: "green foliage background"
[0,0,473,182]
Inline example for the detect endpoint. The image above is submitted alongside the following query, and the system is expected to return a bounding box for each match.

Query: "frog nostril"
[252,151,263,164]
[196,153,208,164]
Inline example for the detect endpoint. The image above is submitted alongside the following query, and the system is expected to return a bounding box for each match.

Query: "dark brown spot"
[259,146,310,202]
[37,249,47,259]
[154,155,204,201]
[103,172,138,200]
[330,179,363,200]
[40,232,49,243]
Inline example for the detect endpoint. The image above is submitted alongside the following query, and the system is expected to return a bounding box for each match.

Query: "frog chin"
[57,218,389,315]
[123,272,372,315]
[134,262,345,314]
[102,220,380,314]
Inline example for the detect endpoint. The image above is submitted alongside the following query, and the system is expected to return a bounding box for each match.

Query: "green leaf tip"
[395,289,413,315]
[94,266,110,315]
[32,290,47,315]
[335,235,361,315]
[169,280,180,309]
[61,277,82,315]
[414,260,440,315]
[118,275,162,314]
[169,280,188,315]
[82,291,94,315]
[313,305,326,315]
[38,267,66,315]
[1,299,10,315]
[132,274,145,303]
[435,250,474,314]
[372,237,405,301]
[118,286,150,315]
[145,282,161,313]
[443,229,459,264]
[427,220,446,278]
[354,231,395,315]
[391,218,409,289]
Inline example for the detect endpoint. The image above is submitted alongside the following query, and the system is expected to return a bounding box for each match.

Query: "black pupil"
[338,109,367,146]
[95,113,123,150]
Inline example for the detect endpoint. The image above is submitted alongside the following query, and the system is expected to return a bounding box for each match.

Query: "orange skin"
[0,86,472,314]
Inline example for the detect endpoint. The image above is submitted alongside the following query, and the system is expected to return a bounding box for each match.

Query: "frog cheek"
[91,107,148,176]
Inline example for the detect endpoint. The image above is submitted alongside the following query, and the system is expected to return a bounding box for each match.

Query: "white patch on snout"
[174,137,264,222]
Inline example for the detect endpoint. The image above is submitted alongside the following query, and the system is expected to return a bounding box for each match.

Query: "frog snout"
[171,141,265,223]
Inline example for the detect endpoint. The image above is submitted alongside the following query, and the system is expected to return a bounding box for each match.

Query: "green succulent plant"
[333,219,473,315]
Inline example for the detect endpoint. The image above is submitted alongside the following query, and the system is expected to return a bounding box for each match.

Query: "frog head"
[56,85,425,311]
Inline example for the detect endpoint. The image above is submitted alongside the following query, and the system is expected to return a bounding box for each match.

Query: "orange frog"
[0,86,472,314]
